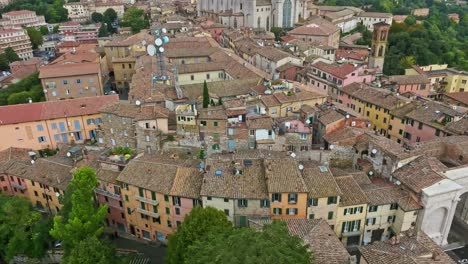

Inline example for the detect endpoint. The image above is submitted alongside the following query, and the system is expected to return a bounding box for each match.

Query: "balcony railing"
[95,188,122,200]
[12,182,27,190]
[135,195,159,206]
[136,208,160,218]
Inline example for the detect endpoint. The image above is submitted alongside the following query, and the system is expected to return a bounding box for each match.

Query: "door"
[130,225,136,235]
[239,216,247,227]
[371,228,385,243]
[347,235,360,246]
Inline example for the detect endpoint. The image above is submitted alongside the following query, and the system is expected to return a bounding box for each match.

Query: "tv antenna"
[146,27,170,83]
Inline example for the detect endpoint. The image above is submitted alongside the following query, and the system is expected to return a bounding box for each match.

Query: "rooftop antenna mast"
[146,27,170,83]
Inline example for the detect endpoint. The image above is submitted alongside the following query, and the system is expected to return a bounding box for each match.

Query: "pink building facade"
[171,196,200,228]
[402,121,447,145]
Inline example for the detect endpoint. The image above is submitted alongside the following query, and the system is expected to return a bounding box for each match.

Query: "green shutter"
[286,208,290,214]
[141,202,145,210]
[153,205,158,213]
[278,194,282,202]
[266,200,270,208]
[151,191,156,200]
[127,208,131,215]
[164,195,169,202]
[309,214,314,219]
[125,195,129,201]
[328,211,333,220]
[139,187,144,197]
[245,200,248,207]
[166,207,170,214]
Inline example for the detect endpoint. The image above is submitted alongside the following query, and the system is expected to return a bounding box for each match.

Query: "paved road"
[113,237,166,264]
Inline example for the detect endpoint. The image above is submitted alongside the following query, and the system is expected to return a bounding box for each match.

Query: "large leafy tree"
[91,12,103,23]
[187,221,312,264]
[4,47,20,63]
[65,237,115,264]
[202,80,209,108]
[120,7,150,34]
[166,206,232,264]
[0,194,52,262]
[103,8,118,34]
[0,73,44,105]
[0,54,10,71]
[26,27,44,49]
[49,166,108,258]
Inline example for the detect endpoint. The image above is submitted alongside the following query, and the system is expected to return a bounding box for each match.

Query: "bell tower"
[368,22,390,71]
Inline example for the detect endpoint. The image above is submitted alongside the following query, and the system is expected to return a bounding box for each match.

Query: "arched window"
[266,16,270,30]
[282,0,292,28]
[378,46,384,57]
[257,17,261,28]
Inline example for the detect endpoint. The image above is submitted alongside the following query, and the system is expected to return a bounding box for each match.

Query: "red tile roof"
[39,62,100,79]
[313,62,358,79]
[288,17,339,36]
[0,95,118,125]
[3,10,35,16]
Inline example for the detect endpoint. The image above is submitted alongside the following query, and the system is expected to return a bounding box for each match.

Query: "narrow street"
[113,237,166,264]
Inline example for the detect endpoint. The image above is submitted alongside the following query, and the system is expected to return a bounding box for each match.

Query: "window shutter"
[266,200,270,208]
[278,194,282,202]
[286,208,290,215]
[245,200,248,207]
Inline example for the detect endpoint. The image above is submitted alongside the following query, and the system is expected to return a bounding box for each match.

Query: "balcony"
[136,208,160,218]
[12,182,27,190]
[95,188,122,200]
[342,230,361,237]
[135,195,159,206]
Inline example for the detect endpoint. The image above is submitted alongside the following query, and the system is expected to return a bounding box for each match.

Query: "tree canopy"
[202,80,209,108]
[120,7,150,34]
[91,12,103,23]
[0,194,52,262]
[103,8,118,34]
[5,47,20,63]
[0,72,45,105]
[26,27,44,49]
[187,221,312,264]
[65,237,115,264]
[166,206,232,264]
[0,0,68,23]
[49,166,108,258]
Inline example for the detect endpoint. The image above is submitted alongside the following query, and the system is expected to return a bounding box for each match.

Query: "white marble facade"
[197,0,312,30]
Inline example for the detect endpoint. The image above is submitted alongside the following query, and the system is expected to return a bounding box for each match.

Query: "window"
[238,199,248,207]
[366,218,376,226]
[127,208,132,215]
[207,196,212,200]
[399,129,403,135]
[327,211,333,220]
[164,195,169,202]
[435,129,441,136]
[224,209,229,216]
[200,121,207,126]
[213,121,218,127]
[139,187,144,197]
[390,203,398,210]
[260,200,270,208]
[125,195,129,201]
[309,214,314,219]
[165,207,170,214]
[271,108,277,114]
[288,193,297,204]
[383,117,387,123]
[206,74,210,79]
[273,208,282,215]
[308,198,318,206]
[66,89,70,95]
[37,124,43,131]
[249,130,255,136]
[153,205,158,213]
[272,193,281,202]
[224,198,229,202]
[140,202,145,210]
[190,75,194,81]
[62,80,68,85]
[388,125,393,131]
[300,133,307,140]
[175,208,180,215]
[327,196,337,205]
[34,191,38,197]
[341,220,361,233]
[38,136,46,143]
[76,79,81,84]
[167,220,172,228]
[418,122,423,130]
[173,196,181,206]
[388,215,396,223]
[286,208,298,215]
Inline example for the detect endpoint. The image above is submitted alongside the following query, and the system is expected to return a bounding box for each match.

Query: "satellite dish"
[161,28,167,33]
[298,164,304,170]
[371,149,377,154]
[66,152,71,157]
[159,47,165,53]
[43,89,48,93]
[31,160,35,164]
[155,38,163,46]
[329,145,334,150]
[346,114,350,119]
[305,119,311,124]
[135,100,141,106]
[163,36,169,43]
[290,152,296,158]
[55,192,60,197]
[368,171,374,176]
[147,45,156,56]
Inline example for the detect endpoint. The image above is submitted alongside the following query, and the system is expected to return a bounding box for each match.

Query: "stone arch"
[427,207,448,236]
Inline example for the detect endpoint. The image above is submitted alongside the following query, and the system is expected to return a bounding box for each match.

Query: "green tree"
[0,54,10,71]
[91,12,103,23]
[4,47,20,63]
[121,7,149,33]
[65,237,115,264]
[7,91,31,104]
[39,25,49,35]
[399,55,416,69]
[49,167,108,257]
[202,80,209,108]
[166,207,232,264]
[98,24,109,37]
[103,8,118,34]
[187,221,312,264]
[0,194,52,262]
[26,27,44,49]
[53,25,60,33]
[271,27,286,41]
